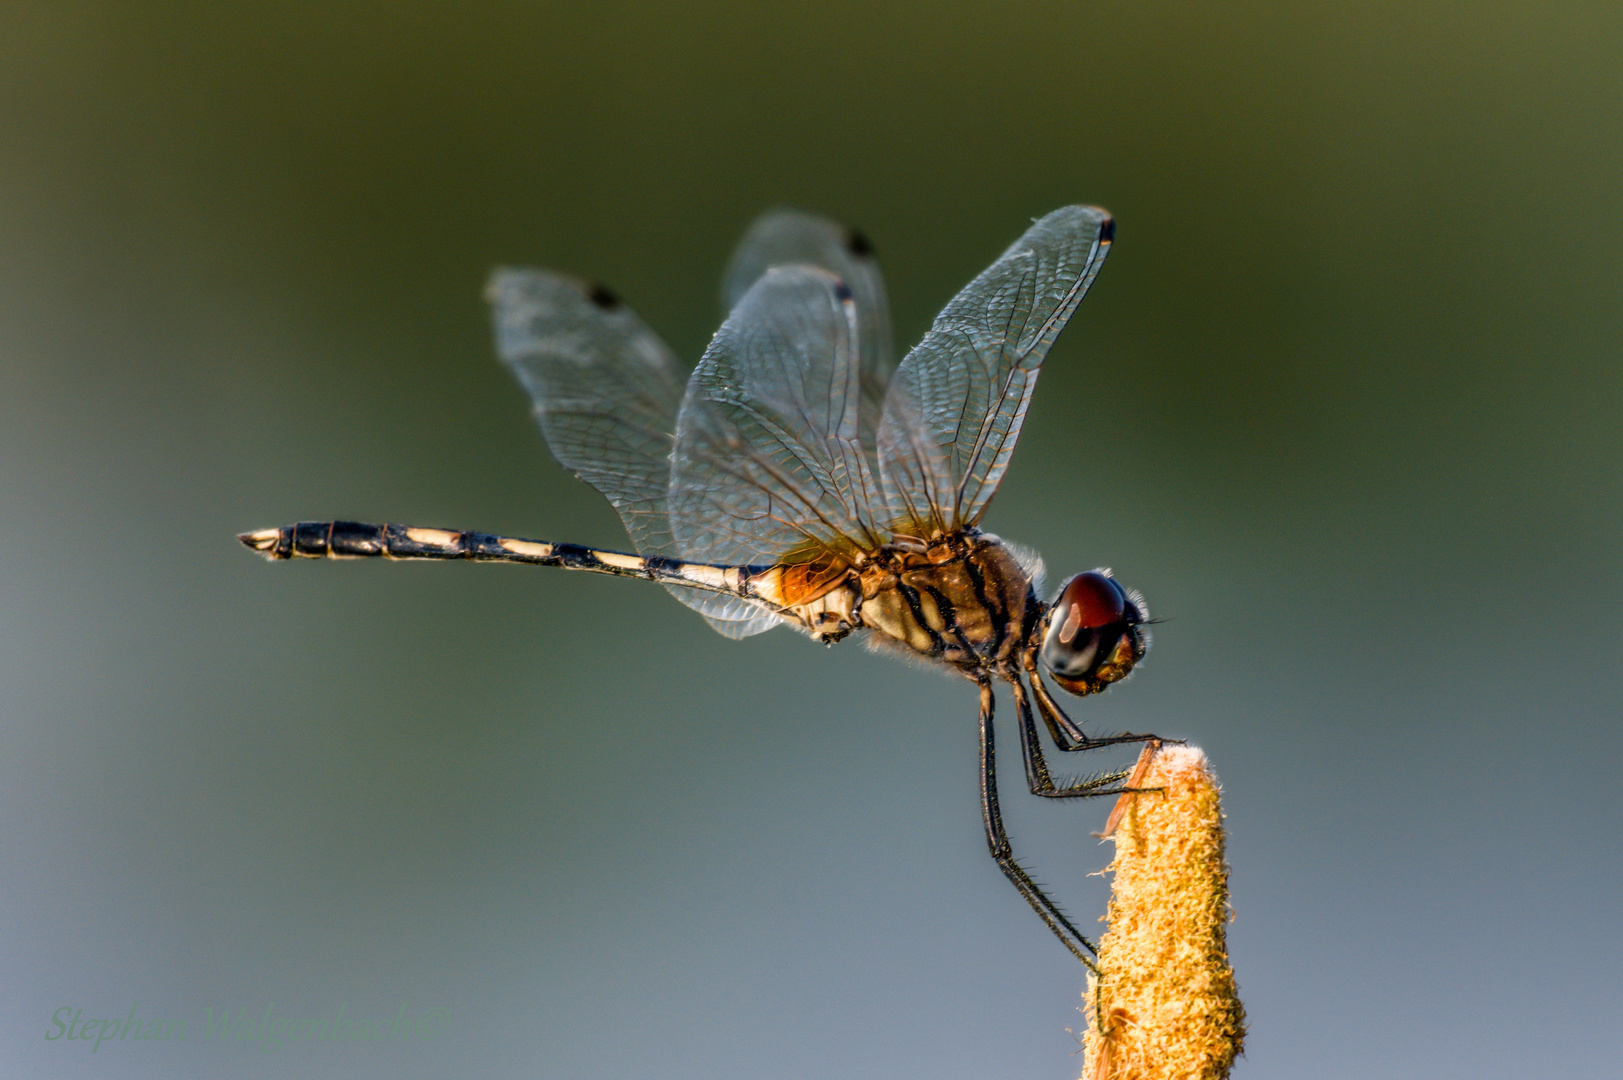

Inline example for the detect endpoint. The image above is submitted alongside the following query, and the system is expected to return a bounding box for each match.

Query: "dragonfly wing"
[722,209,894,449]
[489,269,685,558]
[671,265,886,575]
[490,268,787,637]
[490,268,791,638]
[680,210,893,638]
[876,206,1114,536]
[699,602,784,639]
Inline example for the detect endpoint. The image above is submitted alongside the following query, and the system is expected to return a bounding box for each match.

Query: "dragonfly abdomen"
[238,522,774,599]
[240,521,546,562]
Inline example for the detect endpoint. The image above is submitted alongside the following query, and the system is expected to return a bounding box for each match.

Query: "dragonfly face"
[242,205,1163,967]
[1038,570,1151,697]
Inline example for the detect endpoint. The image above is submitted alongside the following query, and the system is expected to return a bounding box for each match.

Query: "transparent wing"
[722,209,894,449]
[697,209,891,636]
[876,206,1114,536]
[670,265,887,573]
[490,269,686,556]
[694,596,783,639]
[489,268,785,637]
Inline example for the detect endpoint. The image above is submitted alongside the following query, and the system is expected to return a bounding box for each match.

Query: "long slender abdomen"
[238,521,570,563]
[236,521,782,605]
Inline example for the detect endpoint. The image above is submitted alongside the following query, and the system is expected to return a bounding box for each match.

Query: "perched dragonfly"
[241,206,1157,965]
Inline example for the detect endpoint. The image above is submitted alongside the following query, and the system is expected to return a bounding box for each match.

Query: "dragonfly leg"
[1012,676,1147,800]
[976,679,1100,968]
[1024,656,1162,754]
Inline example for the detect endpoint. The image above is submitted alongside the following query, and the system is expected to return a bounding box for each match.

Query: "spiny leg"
[1027,668,1087,750]
[1012,676,1147,800]
[976,679,1100,968]
[1024,654,1162,754]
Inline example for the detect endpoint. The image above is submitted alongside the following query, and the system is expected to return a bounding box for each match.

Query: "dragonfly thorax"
[813,532,1042,675]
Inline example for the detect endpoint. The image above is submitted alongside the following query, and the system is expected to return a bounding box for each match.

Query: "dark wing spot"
[844,228,874,257]
[1098,217,1115,244]
[832,279,854,301]
[586,282,620,310]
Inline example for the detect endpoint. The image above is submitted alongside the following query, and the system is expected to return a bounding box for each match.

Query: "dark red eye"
[1055,571,1126,643]
[1040,570,1148,694]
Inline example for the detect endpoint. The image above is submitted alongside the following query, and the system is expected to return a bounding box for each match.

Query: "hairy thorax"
[777,532,1039,675]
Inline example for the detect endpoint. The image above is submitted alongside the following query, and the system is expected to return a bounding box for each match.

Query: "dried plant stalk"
[1082,745,1245,1080]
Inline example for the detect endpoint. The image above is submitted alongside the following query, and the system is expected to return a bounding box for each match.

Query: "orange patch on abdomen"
[774,558,852,607]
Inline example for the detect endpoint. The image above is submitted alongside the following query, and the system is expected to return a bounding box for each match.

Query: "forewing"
[876,206,1113,536]
[722,209,894,450]
[489,269,686,557]
[671,266,885,572]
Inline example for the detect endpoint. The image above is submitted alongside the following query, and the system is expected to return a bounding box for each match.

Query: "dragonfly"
[241,205,1158,966]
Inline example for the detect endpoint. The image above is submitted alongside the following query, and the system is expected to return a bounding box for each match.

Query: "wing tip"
[485,268,623,313]
[584,281,621,310]
[1038,205,1114,245]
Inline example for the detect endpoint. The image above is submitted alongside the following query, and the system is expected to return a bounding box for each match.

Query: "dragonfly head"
[1038,570,1150,696]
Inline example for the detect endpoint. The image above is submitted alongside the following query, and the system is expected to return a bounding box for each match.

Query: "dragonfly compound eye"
[1040,571,1148,695]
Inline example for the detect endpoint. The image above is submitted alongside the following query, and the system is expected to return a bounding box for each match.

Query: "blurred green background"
[3,1,1619,1077]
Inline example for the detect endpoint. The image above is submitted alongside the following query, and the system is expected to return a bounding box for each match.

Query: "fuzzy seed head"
[1082,745,1245,1080]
